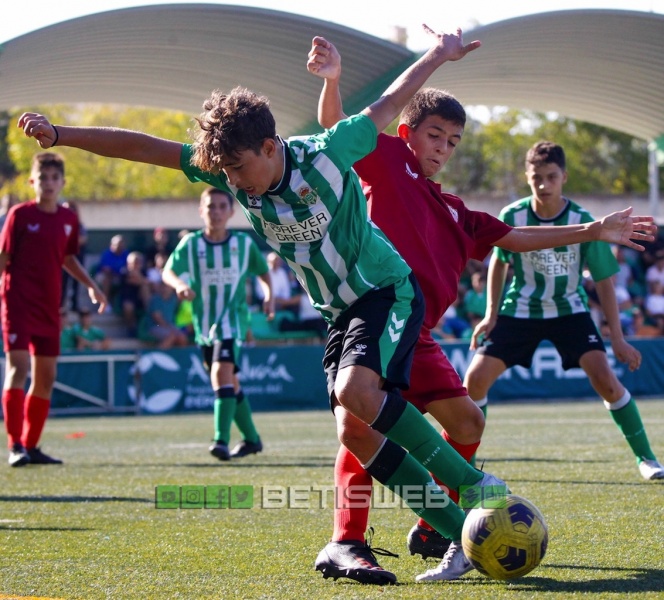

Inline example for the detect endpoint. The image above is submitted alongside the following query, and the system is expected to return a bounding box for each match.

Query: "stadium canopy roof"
[0,5,662,146]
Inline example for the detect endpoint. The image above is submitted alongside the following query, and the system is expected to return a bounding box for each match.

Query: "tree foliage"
[2,103,658,202]
[5,104,207,200]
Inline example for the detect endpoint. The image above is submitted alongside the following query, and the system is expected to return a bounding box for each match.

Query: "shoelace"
[362,526,399,560]
[440,542,461,568]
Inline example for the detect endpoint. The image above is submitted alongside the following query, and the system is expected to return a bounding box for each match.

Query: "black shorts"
[199,339,240,373]
[477,313,605,370]
[323,273,424,400]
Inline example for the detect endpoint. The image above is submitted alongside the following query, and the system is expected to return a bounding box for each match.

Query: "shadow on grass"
[0,525,93,531]
[479,457,612,464]
[452,565,664,593]
[0,495,150,503]
[73,461,336,469]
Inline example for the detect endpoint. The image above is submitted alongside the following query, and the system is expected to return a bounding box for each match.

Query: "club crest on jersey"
[247,194,262,208]
[297,186,318,205]
[446,204,459,223]
[64,224,73,237]
[8,333,17,344]
[27,223,40,232]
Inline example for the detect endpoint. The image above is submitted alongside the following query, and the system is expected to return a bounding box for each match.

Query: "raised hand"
[17,112,58,148]
[307,36,341,80]
[598,207,656,251]
[421,24,481,64]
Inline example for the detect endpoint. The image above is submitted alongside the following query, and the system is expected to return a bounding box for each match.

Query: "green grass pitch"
[1,398,663,599]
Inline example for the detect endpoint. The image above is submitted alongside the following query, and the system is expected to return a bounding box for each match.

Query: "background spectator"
[144,226,174,270]
[117,251,151,336]
[141,279,190,348]
[72,307,110,351]
[95,234,129,310]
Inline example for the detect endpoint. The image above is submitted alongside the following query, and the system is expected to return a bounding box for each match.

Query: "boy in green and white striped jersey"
[162,187,273,460]
[464,141,664,481]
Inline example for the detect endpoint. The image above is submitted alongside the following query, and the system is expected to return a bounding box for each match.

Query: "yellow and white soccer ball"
[461,494,548,580]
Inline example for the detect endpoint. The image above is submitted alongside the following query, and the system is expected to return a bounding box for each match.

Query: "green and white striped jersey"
[179,114,410,325]
[494,197,618,319]
[165,230,268,345]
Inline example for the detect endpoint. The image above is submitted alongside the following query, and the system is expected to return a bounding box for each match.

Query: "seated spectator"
[95,234,129,309]
[438,296,470,339]
[629,307,662,338]
[59,308,77,351]
[144,226,174,270]
[278,283,327,339]
[645,249,664,294]
[142,279,190,348]
[118,251,151,336]
[147,250,169,293]
[431,313,459,342]
[72,307,110,351]
[256,251,299,313]
[644,280,664,331]
[461,271,488,322]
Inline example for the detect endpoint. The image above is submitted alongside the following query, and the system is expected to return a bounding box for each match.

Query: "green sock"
[233,392,260,443]
[380,399,483,489]
[607,396,656,462]
[470,399,488,468]
[213,388,237,444]
[367,441,466,540]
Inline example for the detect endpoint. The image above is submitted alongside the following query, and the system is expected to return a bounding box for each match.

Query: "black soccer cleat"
[8,443,30,467]
[26,447,63,465]
[407,524,452,560]
[315,529,398,585]
[209,441,230,461]
[229,438,263,458]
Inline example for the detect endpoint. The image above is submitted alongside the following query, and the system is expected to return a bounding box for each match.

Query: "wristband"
[52,126,59,147]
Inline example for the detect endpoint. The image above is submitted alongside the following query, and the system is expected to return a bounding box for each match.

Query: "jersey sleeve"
[492,207,516,264]
[165,233,193,277]
[465,209,513,262]
[319,114,378,172]
[585,240,619,282]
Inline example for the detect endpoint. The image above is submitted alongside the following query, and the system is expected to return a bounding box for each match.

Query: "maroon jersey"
[355,134,512,330]
[1,202,79,338]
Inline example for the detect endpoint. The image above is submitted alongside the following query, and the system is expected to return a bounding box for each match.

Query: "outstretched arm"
[309,25,480,133]
[18,112,183,170]
[496,207,656,253]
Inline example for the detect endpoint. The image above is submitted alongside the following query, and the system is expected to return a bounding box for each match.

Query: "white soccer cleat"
[415,540,473,582]
[639,458,664,480]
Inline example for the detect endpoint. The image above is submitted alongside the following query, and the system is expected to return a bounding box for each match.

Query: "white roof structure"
[0,5,662,147]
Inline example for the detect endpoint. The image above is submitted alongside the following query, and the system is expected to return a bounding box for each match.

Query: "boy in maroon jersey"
[1,152,106,467]
[308,34,656,583]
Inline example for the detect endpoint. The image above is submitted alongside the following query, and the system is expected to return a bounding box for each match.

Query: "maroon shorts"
[404,329,467,413]
[2,323,60,356]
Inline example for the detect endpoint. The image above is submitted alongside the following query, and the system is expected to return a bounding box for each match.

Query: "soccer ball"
[461,494,548,580]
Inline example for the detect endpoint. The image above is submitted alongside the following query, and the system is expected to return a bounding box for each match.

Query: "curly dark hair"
[399,88,466,130]
[191,87,276,173]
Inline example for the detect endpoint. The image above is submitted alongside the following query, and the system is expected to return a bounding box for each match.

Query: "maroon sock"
[2,388,26,448]
[21,394,51,449]
[332,445,372,542]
